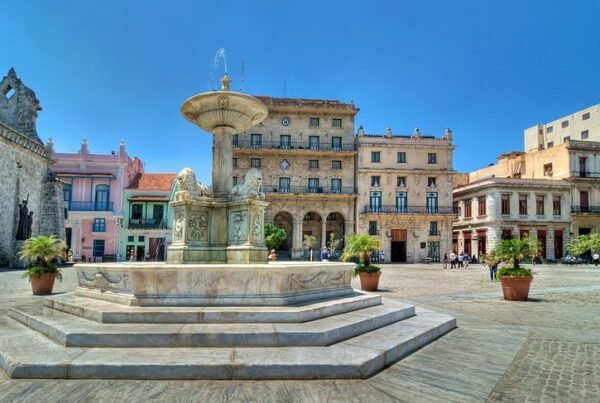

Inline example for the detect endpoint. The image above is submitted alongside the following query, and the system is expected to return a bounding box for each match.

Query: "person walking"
[449,252,456,269]
[442,253,448,269]
[463,253,470,269]
[489,261,498,281]
[458,252,464,268]
[321,248,330,262]
[379,250,385,264]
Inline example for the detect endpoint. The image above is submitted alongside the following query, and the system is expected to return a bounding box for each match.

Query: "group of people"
[441,252,474,269]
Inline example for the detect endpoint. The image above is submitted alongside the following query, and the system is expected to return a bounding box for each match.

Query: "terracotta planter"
[30,272,57,295]
[358,272,381,291]
[499,275,533,301]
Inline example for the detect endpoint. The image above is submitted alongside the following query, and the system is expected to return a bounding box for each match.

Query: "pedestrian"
[442,253,448,269]
[380,250,385,264]
[268,249,277,261]
[464,253,470,269]
[321,248,330,262]
[449,252,456,269]
[458,252,464,268]
[593,252,599,266]
[489,261,498,281]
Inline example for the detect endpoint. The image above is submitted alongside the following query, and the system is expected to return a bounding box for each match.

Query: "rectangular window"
[153,205,164,220]
[232,157,238,168]
[93,240,105,257]
[501,229,513,240]
[332,118,342,128]
[309,136,320,150]
[547,142,554,148]
[278,177,290,192]
[427,177,437,187]
[579,157,587,177]
[371,176,380,187]
[561,120,569,128]
[429,221,439,236]
[546,126,553,134]
[368,221,378,236]
[564,136,570,142]
[464,200,472,218]
[63,184,72,208]
[583,112,590,120]
[453,201,460,215]
[581,130,589,140]
[250,158,261,168]
[280,135,291,149]
[396,192,407,213]
[371,151,381,162]
[308,159,319,169]
[543,163,553,176]
[369,191,382,213]
[233,176,237,186]
[92,218,106,232]
[519,195,528,215]
[332,160,342,169]
[309,117,320,127]
[397,152,406,163]
[331,136,342,150]
[127,236,134,242]
[250,134,262,148]
[232,134,239,147]
[131,204,143,220]
[501,194,510,215]
[331,178,342,193]
[553,196,561,216]
[138,236,145,242]
[308,178,320,193]
[397,176,406,187]
[426,192,438,213]
[428,153,437,164]
[536,195,545,216]
[478,196,486,216]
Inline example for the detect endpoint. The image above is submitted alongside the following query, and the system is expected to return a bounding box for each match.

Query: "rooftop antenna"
[240,59,245,92]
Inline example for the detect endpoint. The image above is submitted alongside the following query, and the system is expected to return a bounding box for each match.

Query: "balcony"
[571,171,600,179]
[362,205,454,215]
[129,218,168,229]
[265,185,355,195]
[233,139,356,151]
[429,230,441,236]
[571,205,600,214]
[68,201,114,212]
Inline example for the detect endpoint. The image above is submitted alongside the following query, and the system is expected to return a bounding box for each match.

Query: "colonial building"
[51,139,143,262]
[0,68,64,268]
[119,172,176,261]
[524,102,600,152]
[232,96,359,259]
[356,126,455,263]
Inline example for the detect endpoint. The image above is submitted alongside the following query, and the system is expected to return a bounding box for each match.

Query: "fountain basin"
[74,262,354,306]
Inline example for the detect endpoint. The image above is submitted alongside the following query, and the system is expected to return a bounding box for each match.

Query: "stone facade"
[233,96,359,259]
[357,127,455,263]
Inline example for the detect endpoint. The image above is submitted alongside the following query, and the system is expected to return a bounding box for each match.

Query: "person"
[458,252,464,268]
[593,252,599,266]
[321,248,330,262]
[268,249,277,261]
[489,261,498,281]
[441,253,448,269]
[449,252,456,269]
[463,253,470,269]
[16,198,29,240]
[379,250,385,264]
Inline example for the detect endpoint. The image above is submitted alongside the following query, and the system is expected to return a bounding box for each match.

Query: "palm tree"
[493,237,539,269]
[19,235,66,276]
[341,233,381,268]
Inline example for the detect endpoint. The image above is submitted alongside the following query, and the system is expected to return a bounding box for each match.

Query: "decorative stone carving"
[230,168,265,200]
[175,167,212,200]
[229,210,247,242]
[78,270,131,292]
[174,210,184,241]
[252,213,263,243]
[188,211,208,242]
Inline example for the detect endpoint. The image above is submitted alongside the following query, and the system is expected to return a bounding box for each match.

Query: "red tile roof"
[126,173,176,191]
[55,172,116,178]
[128,196,170,202]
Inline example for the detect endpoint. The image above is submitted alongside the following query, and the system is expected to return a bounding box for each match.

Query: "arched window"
[95,184,110,211]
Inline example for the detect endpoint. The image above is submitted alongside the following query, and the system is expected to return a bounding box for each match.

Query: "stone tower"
[0,68,43,143]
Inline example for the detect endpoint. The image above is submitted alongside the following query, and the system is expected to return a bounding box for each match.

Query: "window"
[250,134,262,148]
[308,159,319,169]
[280,135,291,149]
[428,153,437,164]
[332,160,342,169]
[127,236,134,242]
[464,200,472,218]
[332,118,342,128]
[308,178,320,192]
[304,213,315,221]
[309,117,320,127]
[581,130,589,140]
[233,176,238,186]
[331,178,342,193]
[536,195,545,216]
[95,184,110,211]
[138,236,145,242]
[397,152,406,163]
[371,151,381,163]
[547,142,554,148]
[369,191,382,212]
[579,157,587,177]
[331,136,342,150]
[233,158,238,168]
[397,176,406,187]
[92,218,106,232]
[371,176,380,187]
[232,134,239,147]
[546,126,553,134]
[131,204,143,220]
[544,163,553,176]
[519,195,528,215]
[93,240,105,257]
[63,184,72,209]
[583,112,590,120]
[327,213,337,221]
[396,192,407,213]
[368,221,378,235]
[561,120,569,128]
[501,194,511,215]
[427,177,437,187]
[429,221,439,236]
[553,196,561,216]
[250,158,261,168]
[478,196,486,216]
[564,136,570,142]
[453,201,460,215]
[279,177,290,192]
[501,229,513,240]
[309,136,320,150]
[426,192,438,213]
[153,205,164,221]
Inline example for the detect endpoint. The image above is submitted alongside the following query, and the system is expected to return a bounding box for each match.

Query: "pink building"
[51,138,143,261]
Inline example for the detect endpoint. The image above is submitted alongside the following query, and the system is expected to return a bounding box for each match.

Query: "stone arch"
[302,211,323,251]
[325,211,346,252]
[272,212,293,252]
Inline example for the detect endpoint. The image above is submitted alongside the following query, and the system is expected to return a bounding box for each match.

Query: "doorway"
[391,241,407,263]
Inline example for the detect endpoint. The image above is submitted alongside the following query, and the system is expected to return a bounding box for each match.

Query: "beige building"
[232,96,359,259]
[524,103,600,152]
[356,126,455,263]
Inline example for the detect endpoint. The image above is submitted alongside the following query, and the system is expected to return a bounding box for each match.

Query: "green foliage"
[21,266,63,281]
[303,234,316,250]
[352,263,381,277]
[264,223,288,251]
[567,233,600,256]
[497,267,533,278]
[491,237,540,269]
[18,235,66,281]
[340,233,381,267]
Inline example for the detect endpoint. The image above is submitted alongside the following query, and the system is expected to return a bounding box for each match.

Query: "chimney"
[80,138,88,154]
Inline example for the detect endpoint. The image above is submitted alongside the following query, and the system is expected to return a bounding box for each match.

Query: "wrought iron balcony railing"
[362,205,454,215]
[129,219,168,229]
[264,185,355,195]
[571,205,600,214]
[233,139,356,151]
[68,201,114,212]
[571,171,600,179]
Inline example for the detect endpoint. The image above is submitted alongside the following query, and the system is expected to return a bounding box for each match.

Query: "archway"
[302,211,323,254]
[272,212,293,253]
[325,212,345,256]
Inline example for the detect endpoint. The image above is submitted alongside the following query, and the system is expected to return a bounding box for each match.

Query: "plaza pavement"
[0,263,599,402]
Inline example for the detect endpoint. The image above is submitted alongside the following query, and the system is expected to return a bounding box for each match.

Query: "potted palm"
[493,237,539,301]
[341,233,382,291]
[19,235,66,295]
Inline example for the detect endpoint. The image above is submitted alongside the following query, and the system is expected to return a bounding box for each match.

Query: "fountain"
[0,74,456,380]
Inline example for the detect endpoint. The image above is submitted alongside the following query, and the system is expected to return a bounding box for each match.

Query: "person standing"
[458,252,464,268]
[379,250,385,264]
[593,252,599,266]
[464,253,470,269]
[321,248,330,262]
[489,261,498,281]
[449,251,456,269]
[442,253,448,269]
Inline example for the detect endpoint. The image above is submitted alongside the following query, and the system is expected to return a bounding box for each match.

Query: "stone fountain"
[0,75,456,380]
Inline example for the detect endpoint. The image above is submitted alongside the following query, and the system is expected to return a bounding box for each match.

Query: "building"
[0,68,64,268]
[356,126,455,263]
[119,172,176,261]
[524,103,600,152]
[52,139,143,262]
[232,96,359,259]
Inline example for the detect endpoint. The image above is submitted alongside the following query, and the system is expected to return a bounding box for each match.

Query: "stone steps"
[8,301,415,348]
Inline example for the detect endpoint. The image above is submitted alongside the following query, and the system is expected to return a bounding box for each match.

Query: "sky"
[2,0,600,184]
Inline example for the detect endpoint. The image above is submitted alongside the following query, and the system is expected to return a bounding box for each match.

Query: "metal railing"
[362,205,454,215]
[233,139,356,151]
[129,219,168,229]
[571,205,600,213]
[265,185,355,195]
[571,171,600,179]
[68,201,114,211]
[429,230,441,236]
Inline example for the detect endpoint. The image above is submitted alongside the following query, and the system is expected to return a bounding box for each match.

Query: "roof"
[252,96,358,113]
[128,196,170,202]
[55,172,116,179]
[126,173,176,191]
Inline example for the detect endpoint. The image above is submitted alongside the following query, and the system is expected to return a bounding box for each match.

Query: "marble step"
[0,308,456,380]
[44,292,382,323]
[8,301,415,348]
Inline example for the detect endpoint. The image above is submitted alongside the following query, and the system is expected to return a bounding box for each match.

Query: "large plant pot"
[30,273,57,295]
[499,275,533,301]
[358,272,381,291]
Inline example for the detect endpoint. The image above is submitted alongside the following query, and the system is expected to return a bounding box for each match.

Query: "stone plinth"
[74,262,354,306]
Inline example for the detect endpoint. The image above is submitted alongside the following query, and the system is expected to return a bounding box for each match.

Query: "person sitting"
[268,249,277,261]
[321,248,330,262]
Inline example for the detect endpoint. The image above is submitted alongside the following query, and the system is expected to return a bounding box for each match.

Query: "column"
[212,126,235,197]
[293,218,304,258]
[321,220,327,249]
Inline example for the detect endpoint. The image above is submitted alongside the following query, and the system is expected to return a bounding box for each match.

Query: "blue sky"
[2,0,599,183]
